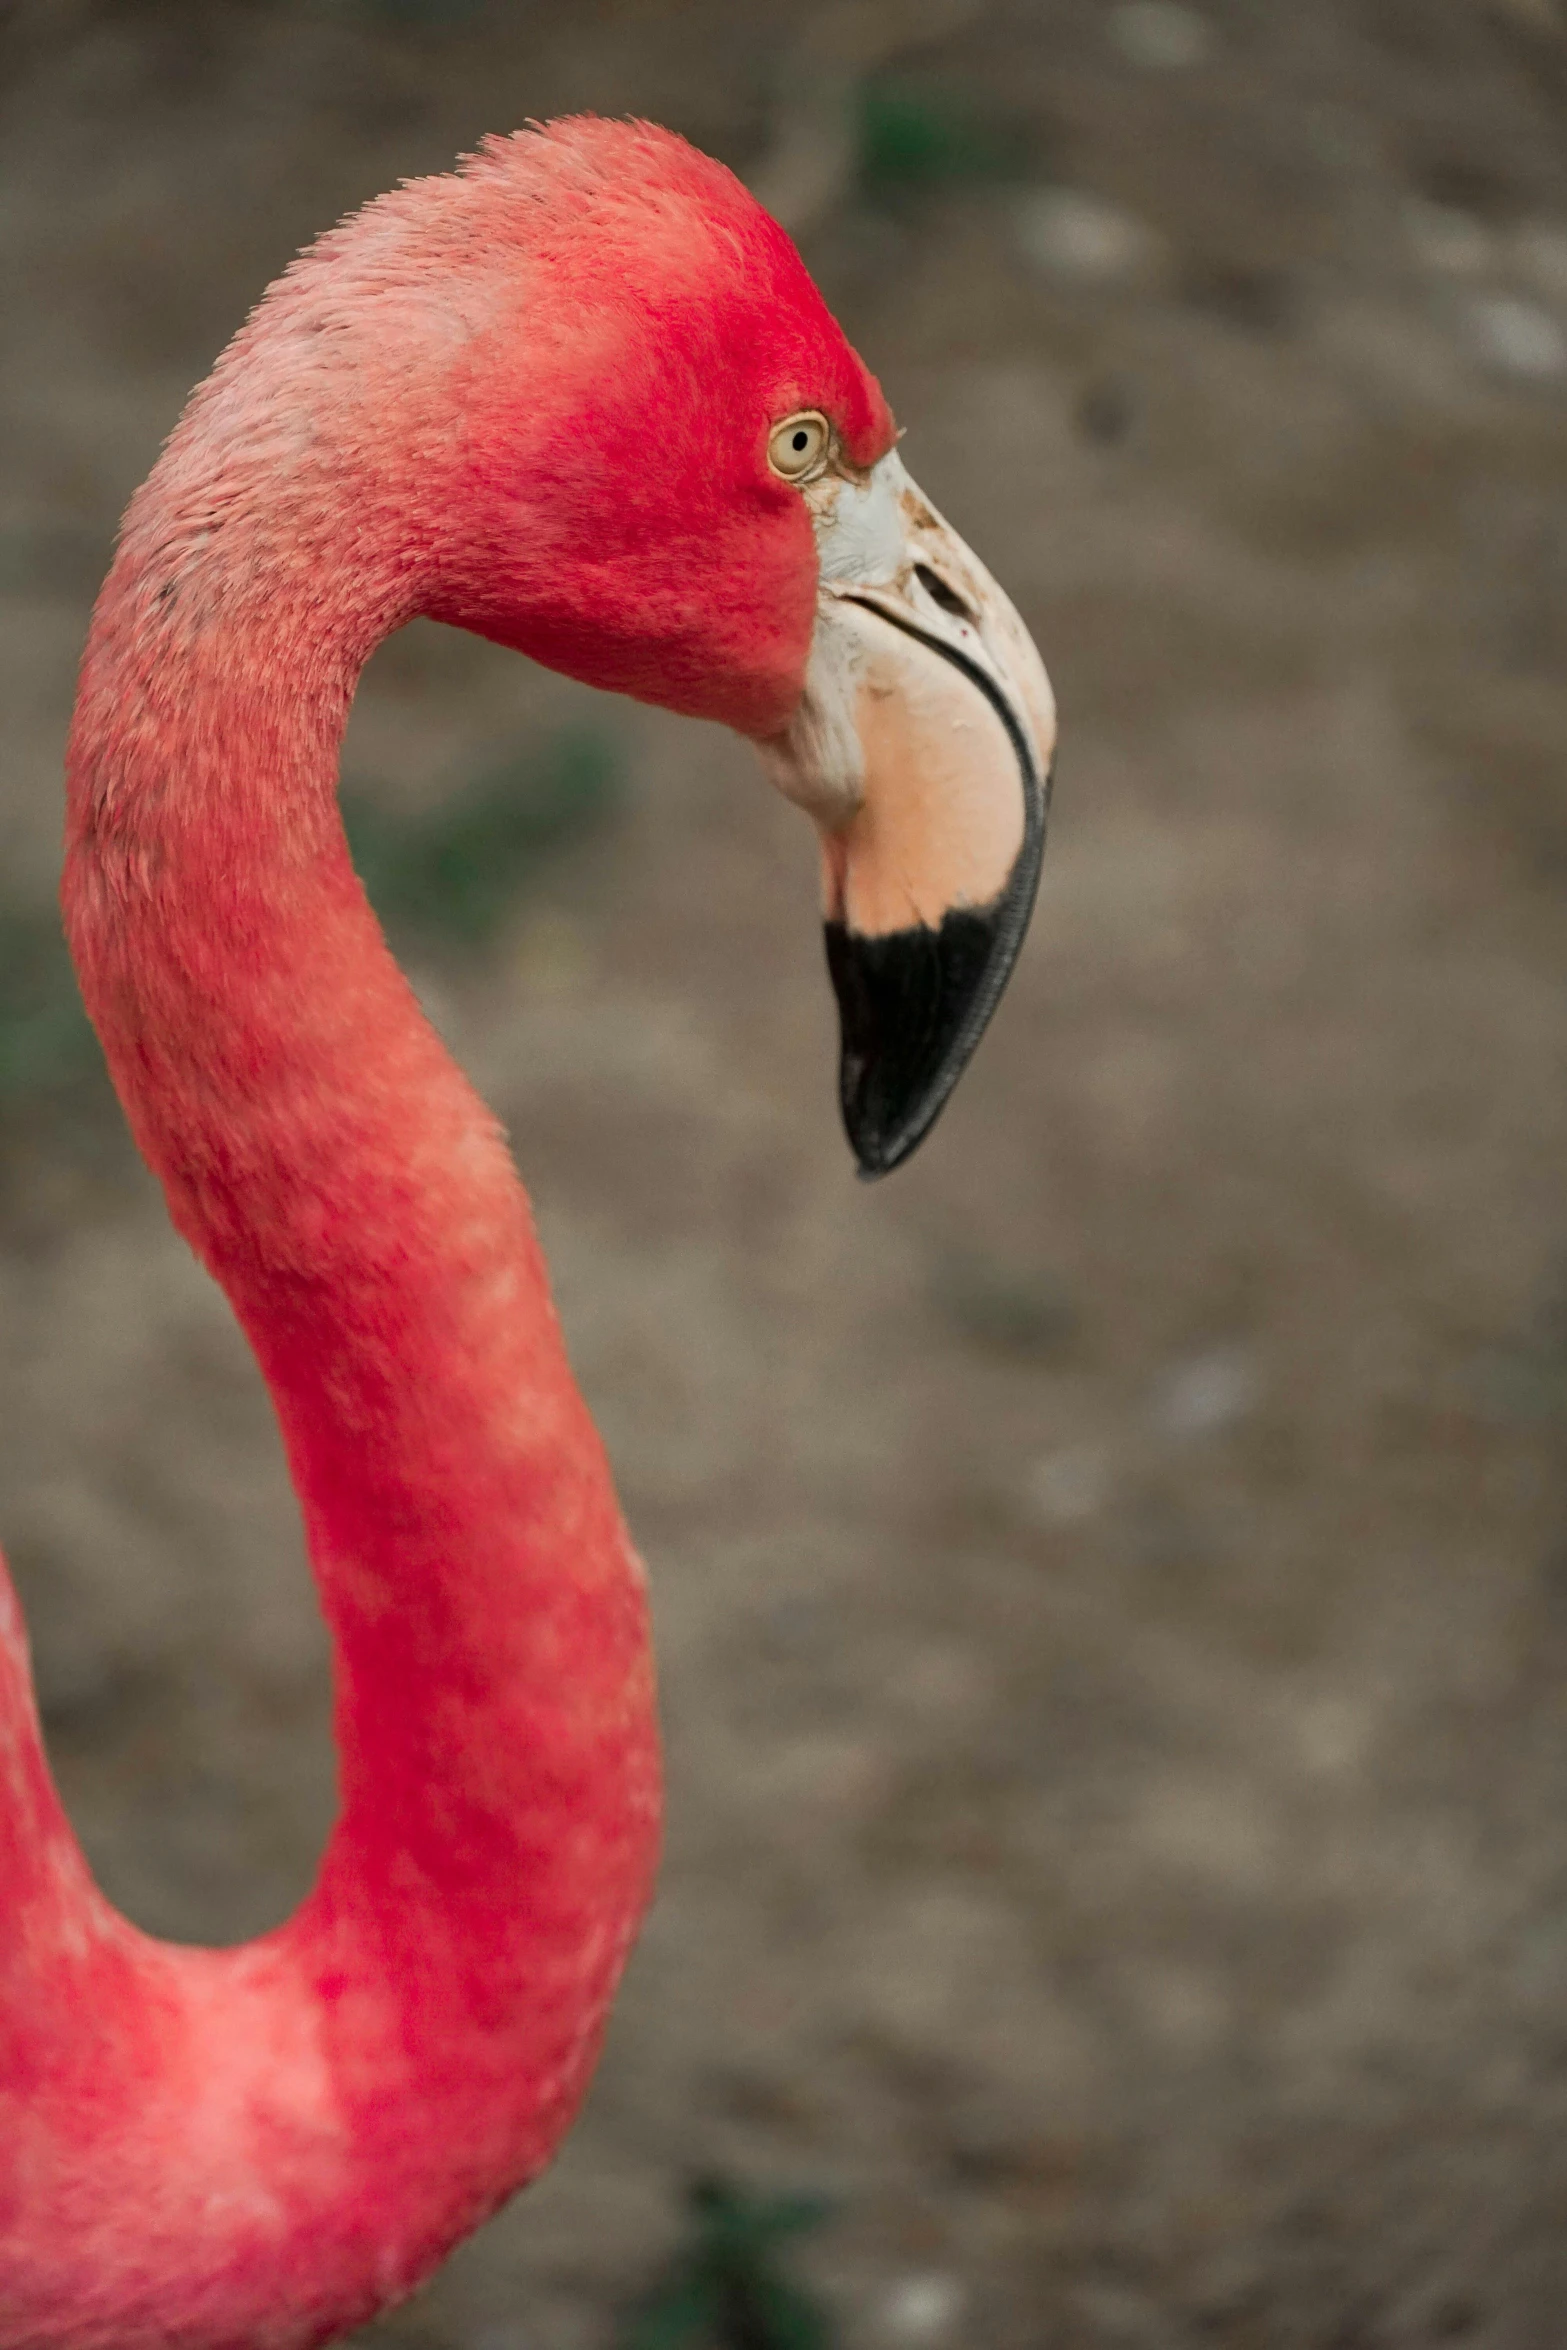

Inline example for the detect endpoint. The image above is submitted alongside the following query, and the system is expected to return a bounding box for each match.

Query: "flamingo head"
[302,119,1057,1174]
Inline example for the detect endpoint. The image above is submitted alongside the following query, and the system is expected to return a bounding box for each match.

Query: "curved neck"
[52,474,659,2250]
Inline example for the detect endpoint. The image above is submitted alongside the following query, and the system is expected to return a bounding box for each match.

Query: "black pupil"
[792,430,809,449]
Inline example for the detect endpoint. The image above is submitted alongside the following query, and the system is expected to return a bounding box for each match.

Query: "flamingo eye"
[767,411,832,483]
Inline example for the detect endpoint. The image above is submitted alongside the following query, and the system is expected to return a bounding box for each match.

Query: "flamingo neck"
[25,455,660,2335]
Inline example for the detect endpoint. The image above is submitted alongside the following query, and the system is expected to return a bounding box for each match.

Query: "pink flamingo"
[0,120,1054,2348]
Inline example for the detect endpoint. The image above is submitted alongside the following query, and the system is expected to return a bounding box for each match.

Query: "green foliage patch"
[618,2176,839,2350]
[342,724,623,950]
[0,912,98,1103]
[856,80,1029,197]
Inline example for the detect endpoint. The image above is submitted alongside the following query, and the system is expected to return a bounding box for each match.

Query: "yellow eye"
[767,410,832,482]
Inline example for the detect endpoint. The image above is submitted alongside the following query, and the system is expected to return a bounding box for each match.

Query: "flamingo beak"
[756,453,1056,1177]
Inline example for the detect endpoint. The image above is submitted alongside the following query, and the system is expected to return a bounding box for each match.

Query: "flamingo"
[0,118,1055,2350]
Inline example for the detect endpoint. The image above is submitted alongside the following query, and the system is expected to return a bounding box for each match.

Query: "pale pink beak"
[757,453,1056,1176]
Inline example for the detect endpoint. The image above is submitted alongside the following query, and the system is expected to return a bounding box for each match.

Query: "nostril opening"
[914,564,974,622]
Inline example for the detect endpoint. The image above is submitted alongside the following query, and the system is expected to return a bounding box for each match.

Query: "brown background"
[4,3,1567,2343]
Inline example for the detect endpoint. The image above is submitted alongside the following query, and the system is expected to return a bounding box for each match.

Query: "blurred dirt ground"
[5,2,1567,2343]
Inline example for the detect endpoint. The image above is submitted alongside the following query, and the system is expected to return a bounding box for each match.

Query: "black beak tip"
[826,898,1016,1180]
[825,765,1050,1177]
[850,1132,903,1183]
[844,1071,934,1179]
